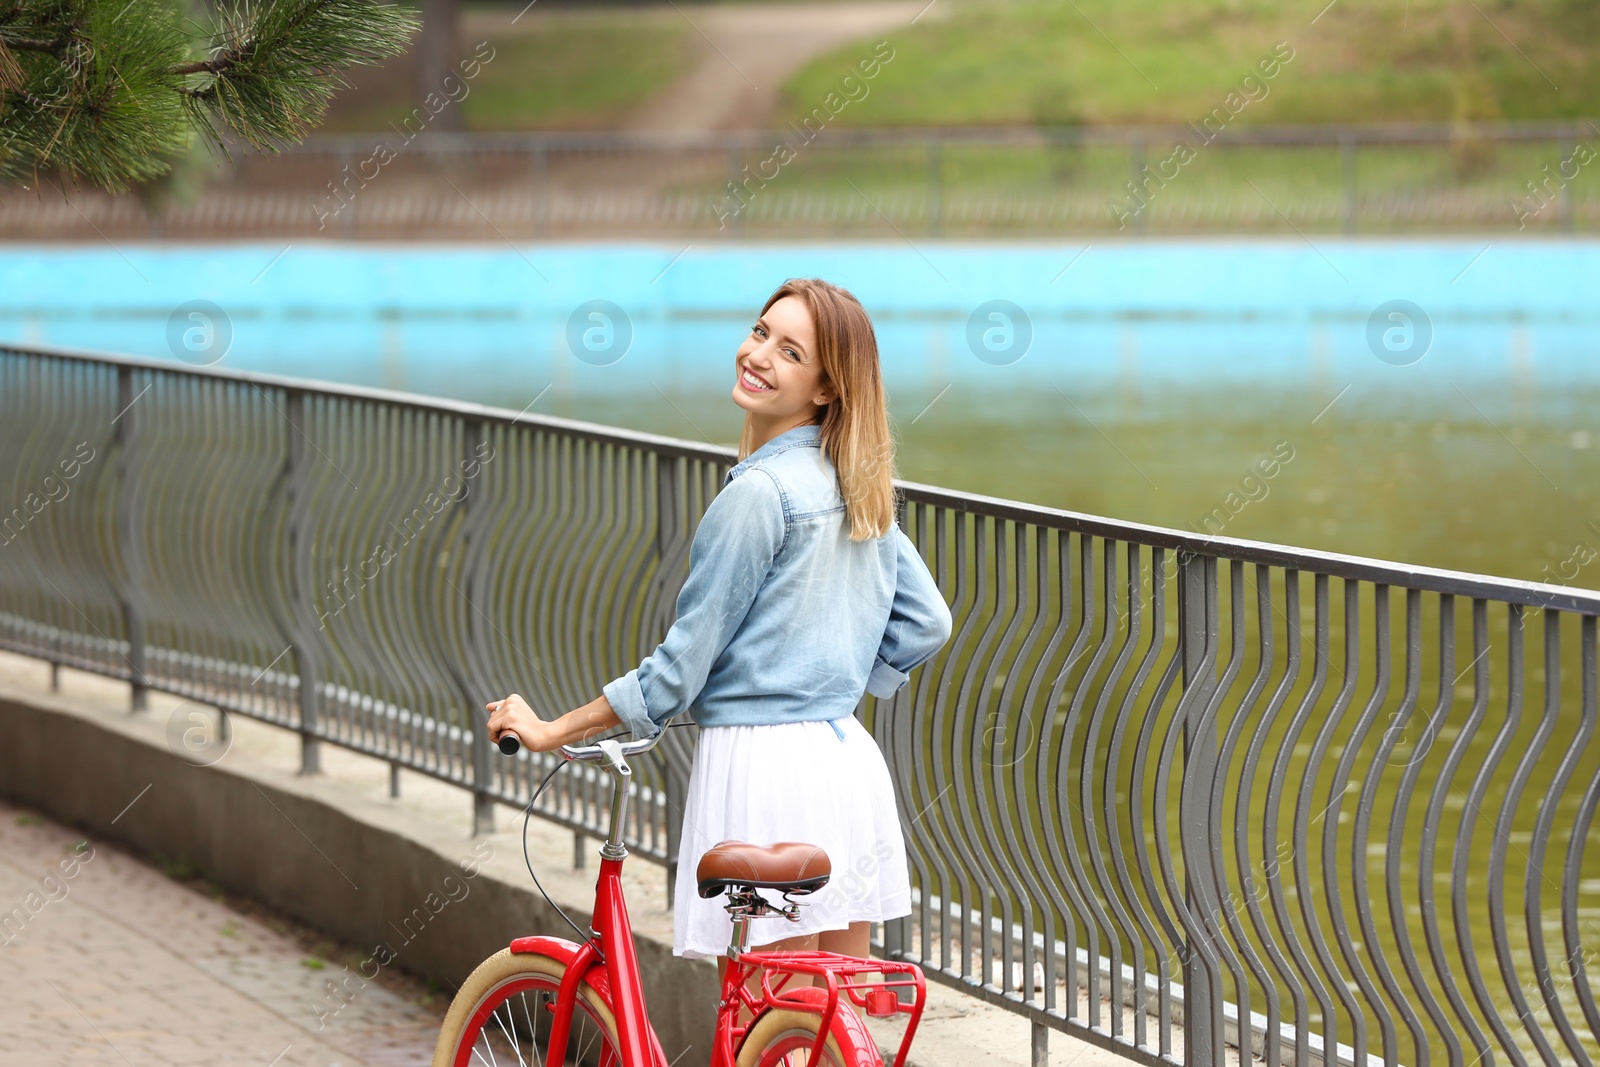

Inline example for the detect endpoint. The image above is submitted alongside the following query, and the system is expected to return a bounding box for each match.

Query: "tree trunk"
[415,0,464,132]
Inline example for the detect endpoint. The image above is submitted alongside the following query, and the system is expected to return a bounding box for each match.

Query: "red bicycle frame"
[500,736,927,1067]
[506,854,927,1067]
[714,949,927,1067]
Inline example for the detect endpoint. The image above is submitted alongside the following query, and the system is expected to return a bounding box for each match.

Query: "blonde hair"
[737,277,897,541]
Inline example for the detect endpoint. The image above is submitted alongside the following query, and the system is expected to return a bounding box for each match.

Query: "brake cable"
[518,722,694,951]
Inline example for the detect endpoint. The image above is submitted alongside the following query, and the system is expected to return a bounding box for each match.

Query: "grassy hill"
[778,0,1599,128]
[317,0,1598,134]
[320,6,691,133]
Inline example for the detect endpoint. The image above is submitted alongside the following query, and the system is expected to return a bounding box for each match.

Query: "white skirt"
[673,715,912,959]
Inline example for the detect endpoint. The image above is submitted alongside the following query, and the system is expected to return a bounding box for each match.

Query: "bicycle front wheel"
[432,947,622,1067]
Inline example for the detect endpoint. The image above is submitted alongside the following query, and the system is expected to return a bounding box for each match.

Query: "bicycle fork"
[543,749,666,1067]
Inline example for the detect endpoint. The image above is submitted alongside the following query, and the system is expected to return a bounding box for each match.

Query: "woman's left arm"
[602,469,787,739]
[487,472,784,750]
[487,691,620,751]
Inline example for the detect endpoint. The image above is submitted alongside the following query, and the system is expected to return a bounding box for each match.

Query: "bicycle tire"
[736,993,883,1067]
[432,947,623,1067]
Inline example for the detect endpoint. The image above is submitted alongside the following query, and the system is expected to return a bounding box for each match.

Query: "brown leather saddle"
[695,840,832,899]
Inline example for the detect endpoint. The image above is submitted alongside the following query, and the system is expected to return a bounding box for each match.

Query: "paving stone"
[0,799,445,1067]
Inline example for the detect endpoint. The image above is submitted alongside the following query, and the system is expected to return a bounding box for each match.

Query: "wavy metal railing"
[3,340,1599,1067]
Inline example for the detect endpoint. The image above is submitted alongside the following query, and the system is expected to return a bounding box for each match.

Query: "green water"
[538,384,1600,595]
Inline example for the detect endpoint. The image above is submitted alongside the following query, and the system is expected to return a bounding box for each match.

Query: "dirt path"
[621,1,941,131]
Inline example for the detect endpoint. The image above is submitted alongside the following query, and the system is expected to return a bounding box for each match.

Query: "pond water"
[5,239,1598,589]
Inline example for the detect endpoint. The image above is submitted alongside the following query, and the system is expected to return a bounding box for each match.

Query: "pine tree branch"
[178,0,418,156]
[1,0,419,194]
[4,35,64,50]
[169,0,336,76]
[168,55,223,74]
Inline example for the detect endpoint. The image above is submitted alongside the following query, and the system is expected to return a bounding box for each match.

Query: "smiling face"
[732,295,837,441]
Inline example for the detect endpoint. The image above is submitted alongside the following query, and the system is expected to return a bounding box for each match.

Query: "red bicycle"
[431,731,927,1067]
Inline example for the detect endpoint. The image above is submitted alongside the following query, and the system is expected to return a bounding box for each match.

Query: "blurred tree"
[1030,75,1084,183]
[0,0,419,193]
[1449,72,1501,178]
[1446,10,1500,178]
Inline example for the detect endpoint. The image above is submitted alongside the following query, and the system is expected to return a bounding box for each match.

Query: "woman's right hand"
[485,693,560,752]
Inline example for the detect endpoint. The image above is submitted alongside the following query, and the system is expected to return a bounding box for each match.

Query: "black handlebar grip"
[497,733,521,755]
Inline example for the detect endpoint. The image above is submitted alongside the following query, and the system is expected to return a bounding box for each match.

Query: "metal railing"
[3,339,1599,1067]
[3,121,1596,239]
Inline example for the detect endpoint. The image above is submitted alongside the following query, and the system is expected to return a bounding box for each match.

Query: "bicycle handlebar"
[561,731,663,763]
[493,726,665,763]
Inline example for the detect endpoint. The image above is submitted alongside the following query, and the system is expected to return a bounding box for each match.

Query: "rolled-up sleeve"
[866,525,953,698]
[603,469,787,739]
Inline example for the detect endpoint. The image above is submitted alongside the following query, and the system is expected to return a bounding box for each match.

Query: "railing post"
[452,418,496,838]
[665,762,683,908]
[883,913,905,959]
[725,142,743,237]
[1560,125,1575,234]
[1129,136,1147,235]
[927,137,943,237]
[658,456,683,904]
[285,389,321,774]
[341,150,357,238]
[472,704,495,836]
[1178,549,1221,1065]
[1341,132,1357,235]
[114,366,148,712]
[531,138,548,239]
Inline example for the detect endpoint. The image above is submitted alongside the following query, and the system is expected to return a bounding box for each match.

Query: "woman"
[486,277,953,969]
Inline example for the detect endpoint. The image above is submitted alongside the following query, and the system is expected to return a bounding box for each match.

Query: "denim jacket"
[603,422,953,740]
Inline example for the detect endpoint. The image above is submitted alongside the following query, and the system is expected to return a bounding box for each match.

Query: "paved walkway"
[620,1,939,131]
[0,798,445,1066]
